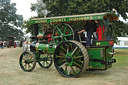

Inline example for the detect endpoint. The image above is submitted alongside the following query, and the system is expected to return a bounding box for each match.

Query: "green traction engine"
[19,12,118,77]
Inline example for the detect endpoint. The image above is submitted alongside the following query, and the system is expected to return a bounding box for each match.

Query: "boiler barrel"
[35,43,56,53]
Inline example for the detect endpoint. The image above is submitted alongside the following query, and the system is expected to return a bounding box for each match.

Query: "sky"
[11,0,38,37]
[11,0,37,20]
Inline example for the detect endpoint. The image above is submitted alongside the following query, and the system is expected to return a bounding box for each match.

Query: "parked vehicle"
[19,12,118,77]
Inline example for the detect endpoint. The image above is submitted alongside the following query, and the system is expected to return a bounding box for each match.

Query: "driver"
[78,21,93,47]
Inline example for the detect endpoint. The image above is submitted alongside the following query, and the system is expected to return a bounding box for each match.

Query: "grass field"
[0,48,128,85]
[114,49,128,66]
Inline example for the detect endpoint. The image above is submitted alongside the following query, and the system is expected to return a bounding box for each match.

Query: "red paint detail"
[109,41,113,45]
[37,36,43,38]
[46,34,53,42]
[65,32,69,34]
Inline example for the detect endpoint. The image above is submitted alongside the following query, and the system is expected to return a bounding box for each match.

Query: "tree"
[0,0,23,41]
[29,0,128,40]
[32,0,128,19]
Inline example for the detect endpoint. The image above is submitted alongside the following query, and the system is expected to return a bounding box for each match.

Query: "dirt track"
[0,47,128,85]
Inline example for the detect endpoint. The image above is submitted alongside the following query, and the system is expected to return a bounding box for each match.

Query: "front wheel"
[54,40,89,77]
[38,54,53,68]
[19,52,36,72]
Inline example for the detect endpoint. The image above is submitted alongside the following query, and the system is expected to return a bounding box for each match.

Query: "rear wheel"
[54,40,89,77]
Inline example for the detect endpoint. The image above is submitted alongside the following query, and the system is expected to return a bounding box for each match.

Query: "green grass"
[113,49,128,66]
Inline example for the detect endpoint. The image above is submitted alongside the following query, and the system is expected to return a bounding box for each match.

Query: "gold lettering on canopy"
[87,17,89,20]
[84,17,86,20]
[69,18,73,21]
[33,15,100,24]
[90,16,93,20]
[81,17,84,20]
[35,20,47,23]
[50,18,66,23]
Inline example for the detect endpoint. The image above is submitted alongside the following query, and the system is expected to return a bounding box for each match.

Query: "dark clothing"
[1,42,3,46]
[92,23,98,32]
[84,22,92,32]
[86,32,92,46]
[1,42,3,49]
[83,22,92,46]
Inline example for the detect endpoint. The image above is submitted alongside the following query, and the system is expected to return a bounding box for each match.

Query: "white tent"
[114,37,128,48]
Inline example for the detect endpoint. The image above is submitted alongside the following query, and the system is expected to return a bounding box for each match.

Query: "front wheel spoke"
[29,56,33,60]
[23,56,27,60]
[28,55,31,59]
[21,61,25,64]
[46,61,50,66]
[46,59,52,61]
[28,60,34,63]
[26,54,29,59]
[43,61,45,66]
[22,58,26,60]
[73,61,82,68]
[28,64,31,69]
[24,64,27,69]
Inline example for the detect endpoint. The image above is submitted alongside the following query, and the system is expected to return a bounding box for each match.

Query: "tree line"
[0,0,23,41]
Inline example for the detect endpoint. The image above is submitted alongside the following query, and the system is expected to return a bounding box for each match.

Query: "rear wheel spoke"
[73,61,82,68]
[70,66,76,74]
[71,47,78,56]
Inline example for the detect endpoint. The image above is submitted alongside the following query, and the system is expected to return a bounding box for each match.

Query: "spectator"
[1,41,4,49]
[96,25,105,41]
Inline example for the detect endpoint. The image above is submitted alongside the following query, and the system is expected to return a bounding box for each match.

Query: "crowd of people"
[0,41,7,49]
[0,40,23,49]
